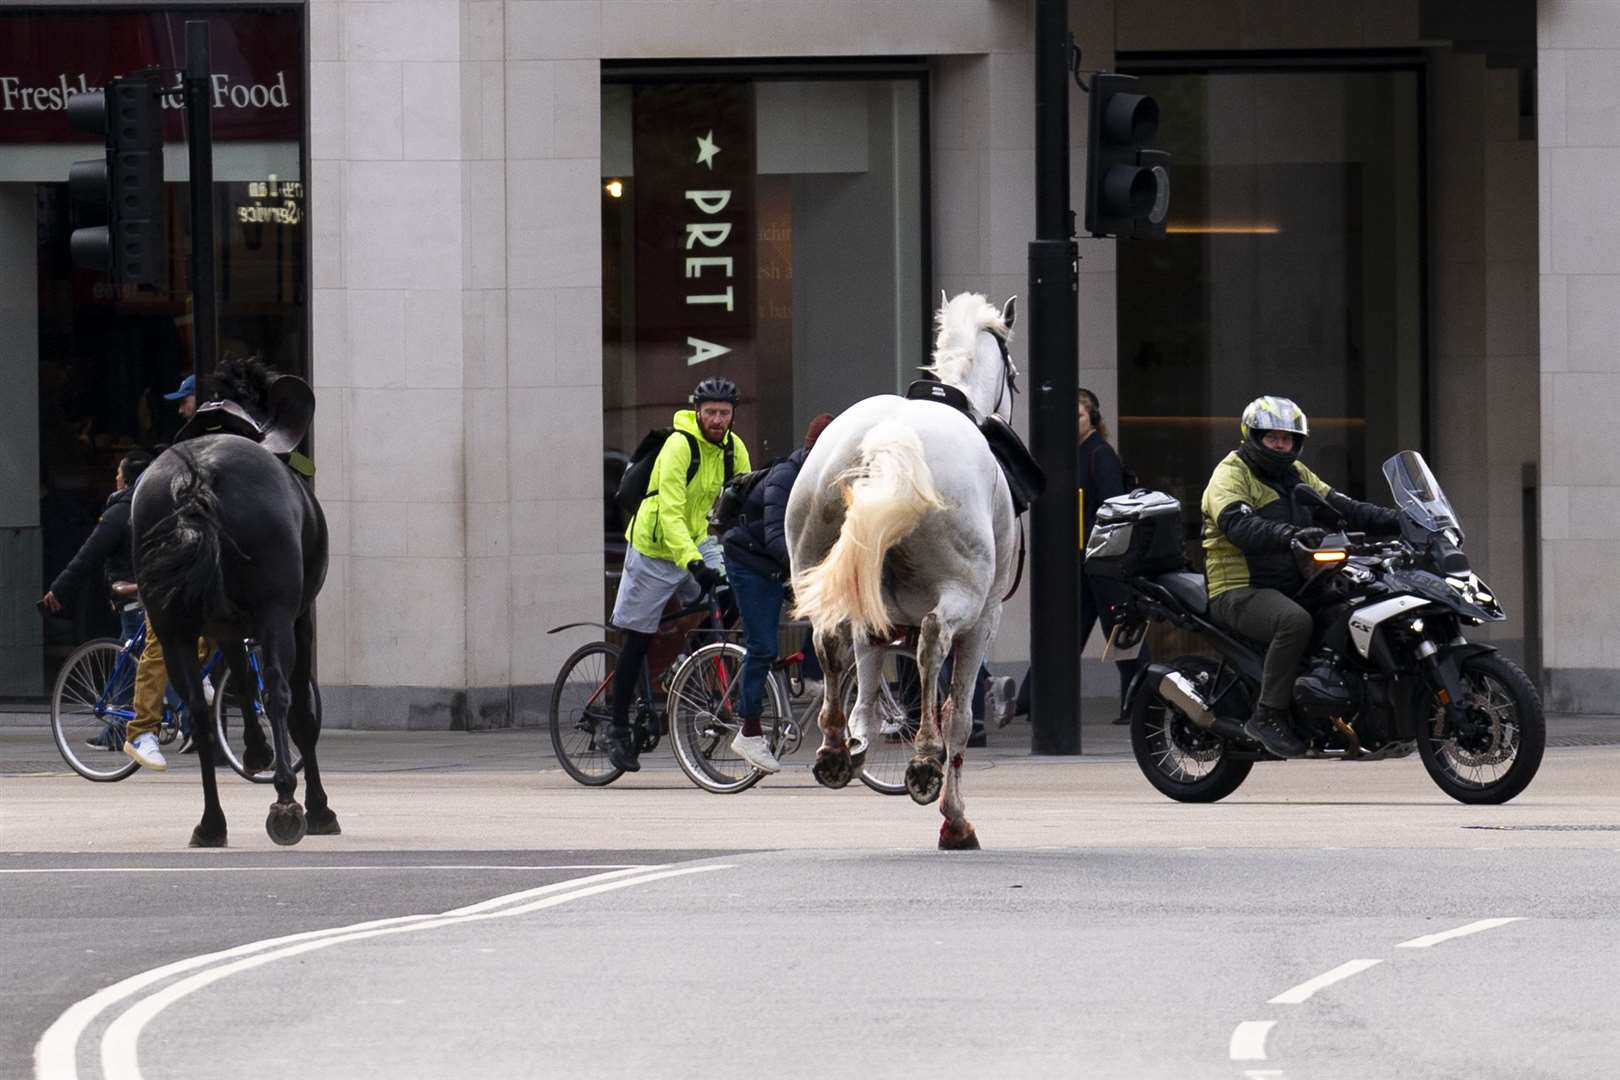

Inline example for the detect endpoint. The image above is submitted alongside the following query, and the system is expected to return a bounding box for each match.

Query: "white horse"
[787,292,1021,850]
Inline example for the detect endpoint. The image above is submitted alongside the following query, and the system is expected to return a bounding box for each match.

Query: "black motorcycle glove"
[1291,526,1328,548]
[687,559,720,593]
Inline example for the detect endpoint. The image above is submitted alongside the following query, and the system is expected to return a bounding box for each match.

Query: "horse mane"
[206,354,278,412]
[924,292,1007,388]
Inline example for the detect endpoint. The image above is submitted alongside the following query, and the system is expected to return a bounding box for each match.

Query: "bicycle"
[547,585,734,787]
[666,635,923,795]
[49,618,307,784]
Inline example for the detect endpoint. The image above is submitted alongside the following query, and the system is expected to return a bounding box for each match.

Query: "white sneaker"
[731,732,781,774]
[987,675,1017,729]
[202,678,215,707]
[124,732,168,771]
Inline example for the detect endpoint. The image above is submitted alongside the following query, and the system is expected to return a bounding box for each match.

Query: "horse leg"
[290,612,338,835]
[938,622,990,851]
[217,639,272,774]
[905,608,955,806]
[255,613,306,846]
[159,621,227,847]
[810,623,857,789]
[844,637,887,769]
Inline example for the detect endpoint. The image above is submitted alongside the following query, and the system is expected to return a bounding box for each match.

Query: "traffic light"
[66,72,167,287]
[1083,73,1171,239]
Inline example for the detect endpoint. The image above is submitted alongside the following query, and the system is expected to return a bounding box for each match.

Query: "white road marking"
[1396,917,1525,949]
[1229,1021,1276,1060]
[1267,959,1383,1005]
[97,863,732,1080]
[1244,1071,1288,1079]
[32,864,706,1080]
[1,864,647,875]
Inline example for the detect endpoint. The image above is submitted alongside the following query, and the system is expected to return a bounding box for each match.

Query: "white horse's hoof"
[939,821,980,850]
[906,756,944,805]
[812,746,855,789]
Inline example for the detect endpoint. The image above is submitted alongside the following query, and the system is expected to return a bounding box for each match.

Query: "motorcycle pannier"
[1085,490,1186,579]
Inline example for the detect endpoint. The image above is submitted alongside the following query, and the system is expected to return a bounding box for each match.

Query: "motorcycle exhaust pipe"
[1159,670,1249,742]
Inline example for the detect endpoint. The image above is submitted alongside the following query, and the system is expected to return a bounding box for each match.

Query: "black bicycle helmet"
[690,376,740,406]
[1237,395,1309,479]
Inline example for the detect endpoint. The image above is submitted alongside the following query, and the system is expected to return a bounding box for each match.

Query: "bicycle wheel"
[851,645,923,796]
[549,641,629,786]
[50,639,139,782]
[667,642,789,794]
[212,660,305,784]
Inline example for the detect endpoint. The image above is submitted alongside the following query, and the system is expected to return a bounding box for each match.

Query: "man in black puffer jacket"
[40,451,152,641]
[721,414,834,774]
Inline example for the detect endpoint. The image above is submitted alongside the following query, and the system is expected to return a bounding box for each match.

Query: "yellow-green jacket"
[627,410,751,569]
[1200,450,1333,599]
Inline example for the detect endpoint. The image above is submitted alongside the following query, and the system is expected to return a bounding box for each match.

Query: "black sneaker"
[605,733,641,773]
[179,734,197,755]
[1243,705,1307,757]
[967,723,987,749]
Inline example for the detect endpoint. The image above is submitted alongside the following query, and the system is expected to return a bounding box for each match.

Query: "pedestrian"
[1016,387,1149,722]
[606,377,752,772]
[720,413,834,773]
[163,373,198,423]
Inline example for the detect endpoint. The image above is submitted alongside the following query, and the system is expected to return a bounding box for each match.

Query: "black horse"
[132,357,334,847]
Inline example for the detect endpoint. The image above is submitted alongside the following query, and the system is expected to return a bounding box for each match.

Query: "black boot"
[1244,704,1307,757]
[605,630,651,773]
[605,730,641,773]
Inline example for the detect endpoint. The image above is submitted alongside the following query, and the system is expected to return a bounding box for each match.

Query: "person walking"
[606,377,751,772]
[720,414,834,773]
[1015,388,1148,722]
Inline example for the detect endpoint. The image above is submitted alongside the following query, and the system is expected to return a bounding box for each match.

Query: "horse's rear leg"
[255,614,306,846]
[157,621,227,847]
[905,609,956,806]
[810,624,857,789]
[290,612,338,835]
[938,623,990,851]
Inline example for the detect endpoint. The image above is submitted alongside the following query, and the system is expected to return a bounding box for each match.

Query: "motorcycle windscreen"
[1382,450,1463,538]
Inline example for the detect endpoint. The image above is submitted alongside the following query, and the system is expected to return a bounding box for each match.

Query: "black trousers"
[1208,586,1313,712]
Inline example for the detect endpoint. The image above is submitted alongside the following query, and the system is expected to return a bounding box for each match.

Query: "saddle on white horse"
[903,379,1045,514]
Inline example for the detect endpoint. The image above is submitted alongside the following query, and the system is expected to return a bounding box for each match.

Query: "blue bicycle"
[49,619,307,784]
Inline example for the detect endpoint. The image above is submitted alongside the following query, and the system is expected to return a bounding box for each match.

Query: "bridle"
[989,329,1020,422]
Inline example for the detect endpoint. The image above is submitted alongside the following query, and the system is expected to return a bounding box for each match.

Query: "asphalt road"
[5,722,1619,1079]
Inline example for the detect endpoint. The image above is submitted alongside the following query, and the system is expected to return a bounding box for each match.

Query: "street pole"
[1028,0,1082,755]
[184,21,217,379]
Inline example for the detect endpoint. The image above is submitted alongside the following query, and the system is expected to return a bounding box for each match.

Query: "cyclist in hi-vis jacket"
[606,376,751,773]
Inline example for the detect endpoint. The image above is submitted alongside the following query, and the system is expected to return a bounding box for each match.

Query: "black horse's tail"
[138,450,230,621]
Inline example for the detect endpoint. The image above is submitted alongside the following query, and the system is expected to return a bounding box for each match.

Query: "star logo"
[695,130,720,170]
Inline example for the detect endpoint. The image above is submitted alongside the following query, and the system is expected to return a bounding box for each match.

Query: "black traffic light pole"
[184,21,218,377]
[1028,0,1082,755]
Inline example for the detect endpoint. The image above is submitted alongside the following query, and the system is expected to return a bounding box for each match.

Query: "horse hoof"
[905,757,944,805]
[939,822,980,851]
[244,747,273,774]
[305,809,342,836]
[265,801,307,846]
[812,747,854,789]
[189,826,227,849]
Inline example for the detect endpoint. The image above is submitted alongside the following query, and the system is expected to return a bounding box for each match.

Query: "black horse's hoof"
[266,801,307,846]
[812,746,854,789]
[939,820,981,850]
[243,746,273,774]
[305,808,342,836]
[906,757,944,805]
[189,825,227,848]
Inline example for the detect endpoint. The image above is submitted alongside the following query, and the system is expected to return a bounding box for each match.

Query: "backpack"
[614,427,734,522]
[707,459,781,534]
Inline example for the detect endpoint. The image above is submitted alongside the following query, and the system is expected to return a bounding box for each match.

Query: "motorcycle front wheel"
[1417,652,1545,805]
[1129,656,1253,803]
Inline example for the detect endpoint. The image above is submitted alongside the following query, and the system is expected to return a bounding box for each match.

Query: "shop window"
[600,68,927,587]
[1,8,307,698]
[1115,65,1424,549]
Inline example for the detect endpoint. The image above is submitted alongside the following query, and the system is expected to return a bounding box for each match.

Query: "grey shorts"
[610,546,715,635]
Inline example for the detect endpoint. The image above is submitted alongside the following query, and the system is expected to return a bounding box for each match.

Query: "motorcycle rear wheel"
[1130,656,1253,803]
[1417,652,1544,805]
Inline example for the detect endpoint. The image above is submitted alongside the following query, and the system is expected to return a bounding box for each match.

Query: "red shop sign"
[0,9,302,143]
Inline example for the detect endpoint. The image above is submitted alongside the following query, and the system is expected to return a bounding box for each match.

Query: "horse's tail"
[793,420,947,638]
[137,450,229,622]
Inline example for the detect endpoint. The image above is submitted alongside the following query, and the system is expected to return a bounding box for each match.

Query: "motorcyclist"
[1200,397,1401,757]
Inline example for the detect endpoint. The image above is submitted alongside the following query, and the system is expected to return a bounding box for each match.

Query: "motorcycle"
[1085,450,1545,805]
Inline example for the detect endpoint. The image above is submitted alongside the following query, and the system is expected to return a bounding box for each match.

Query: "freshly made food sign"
[0,10,302,142]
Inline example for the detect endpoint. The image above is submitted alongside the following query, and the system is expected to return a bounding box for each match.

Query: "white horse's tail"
[793,420,948,638]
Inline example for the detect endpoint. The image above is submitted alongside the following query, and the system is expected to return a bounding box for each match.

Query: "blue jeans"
[724,558,785,720]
